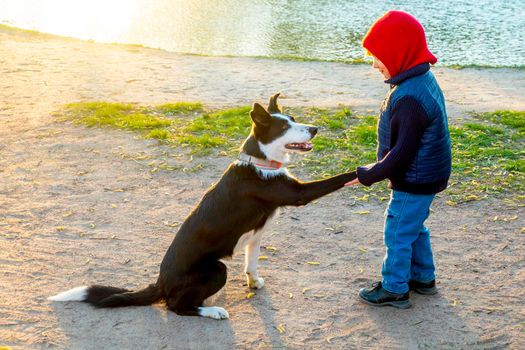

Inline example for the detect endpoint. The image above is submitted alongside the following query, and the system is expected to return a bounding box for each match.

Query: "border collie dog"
[49,93,357,320]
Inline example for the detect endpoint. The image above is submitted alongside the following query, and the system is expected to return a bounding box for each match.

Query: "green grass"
[59,102,524,205]
[156,102,203,115]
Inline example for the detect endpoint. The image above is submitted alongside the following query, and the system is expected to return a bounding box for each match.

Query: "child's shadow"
[362,292,498,348]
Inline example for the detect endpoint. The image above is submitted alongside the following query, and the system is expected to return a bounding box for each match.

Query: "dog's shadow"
[248,287,288,348]
[52,300,235,349]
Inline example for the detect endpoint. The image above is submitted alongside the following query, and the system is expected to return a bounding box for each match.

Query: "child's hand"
[344,178,360,187]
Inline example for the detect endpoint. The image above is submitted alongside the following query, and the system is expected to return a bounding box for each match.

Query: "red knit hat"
[362,11,437,78]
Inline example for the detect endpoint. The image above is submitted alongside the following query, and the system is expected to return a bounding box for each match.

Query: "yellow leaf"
[63,211,74,218]
[451,299,457,307]
[353,211,370,215]
[89,223,96,229]
[306,261,320,265]
[289,293,293,299]
[356,194,369,201]
[358,247,368,253]
[276,324,286,334]
[493,216,499,221]
[258,256,268,260]
[111,204,118,208]
[246,292,256,299]
[56,226,67,232]
[265,246,277,252]
[302,288,311,294]
[113,188,125,192]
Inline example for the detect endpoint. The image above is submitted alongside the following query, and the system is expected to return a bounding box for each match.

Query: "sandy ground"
[1,26,524,350]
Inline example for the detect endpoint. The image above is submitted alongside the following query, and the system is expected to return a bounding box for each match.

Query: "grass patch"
[156,102,203,115]
[59,102,524,205]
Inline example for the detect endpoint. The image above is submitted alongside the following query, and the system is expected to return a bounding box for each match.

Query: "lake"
[1,0,523,67]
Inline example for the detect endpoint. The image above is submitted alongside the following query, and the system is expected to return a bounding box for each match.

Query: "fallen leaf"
[56,226,66,232]
[276,324,286,334]
[353,211,370,215]
[289,293,293,299]
[246,292,256,299]
[306,261,320,265]
[356,194,369,201]
[258,256,268,261]
[264,246,277,252]
[63,211,74,218]
[302,288,311,294]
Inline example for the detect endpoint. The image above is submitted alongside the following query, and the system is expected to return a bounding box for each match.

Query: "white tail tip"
[48,286,88,301]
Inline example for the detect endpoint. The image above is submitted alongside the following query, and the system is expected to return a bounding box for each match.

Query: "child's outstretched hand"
[344,178,360,187]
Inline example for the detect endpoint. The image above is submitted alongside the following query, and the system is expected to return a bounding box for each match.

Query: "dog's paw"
[198,306,229,320]
[248,276,265,289]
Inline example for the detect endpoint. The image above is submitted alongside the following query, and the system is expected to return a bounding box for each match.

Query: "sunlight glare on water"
[0,0,140,42]
[0,0,523,67]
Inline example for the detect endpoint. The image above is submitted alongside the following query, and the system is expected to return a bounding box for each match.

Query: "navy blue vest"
[378,69,451,187]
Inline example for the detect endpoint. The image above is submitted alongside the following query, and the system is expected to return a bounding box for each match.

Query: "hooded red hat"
[362,11,437,78]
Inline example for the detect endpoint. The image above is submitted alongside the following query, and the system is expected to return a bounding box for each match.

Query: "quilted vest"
[377,70,451,184]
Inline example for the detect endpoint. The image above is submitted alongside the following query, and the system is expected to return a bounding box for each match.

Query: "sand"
[0,26,524,349]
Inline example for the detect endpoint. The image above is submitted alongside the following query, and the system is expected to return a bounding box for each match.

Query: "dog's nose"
[308,126,318,136]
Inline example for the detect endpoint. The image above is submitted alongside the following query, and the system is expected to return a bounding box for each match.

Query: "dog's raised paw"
[198,306,229,320]
[248,277,265,289]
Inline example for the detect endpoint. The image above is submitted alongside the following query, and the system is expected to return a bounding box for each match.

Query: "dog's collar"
[238,153,283,170]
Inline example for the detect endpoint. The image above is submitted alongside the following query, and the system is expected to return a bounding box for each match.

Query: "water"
[1,0,524,67]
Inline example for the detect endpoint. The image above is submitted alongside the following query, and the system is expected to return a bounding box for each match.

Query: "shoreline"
[1,23,524,71]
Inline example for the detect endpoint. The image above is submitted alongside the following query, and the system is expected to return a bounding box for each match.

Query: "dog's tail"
[48,283,162,308]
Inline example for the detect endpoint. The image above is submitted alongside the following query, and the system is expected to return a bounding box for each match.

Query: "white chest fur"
[233,209,279,254]
[233,230,256,254]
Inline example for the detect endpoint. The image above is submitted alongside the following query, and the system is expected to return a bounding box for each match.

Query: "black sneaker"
[409,279,438,295]
[358,282,411,309]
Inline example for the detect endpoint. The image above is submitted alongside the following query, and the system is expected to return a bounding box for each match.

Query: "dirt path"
[1,27,524,349]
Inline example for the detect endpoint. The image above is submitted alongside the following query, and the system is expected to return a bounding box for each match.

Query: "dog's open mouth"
[285,142,313,151]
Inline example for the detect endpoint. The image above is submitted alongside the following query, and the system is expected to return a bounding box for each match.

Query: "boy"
[345,10,452,308]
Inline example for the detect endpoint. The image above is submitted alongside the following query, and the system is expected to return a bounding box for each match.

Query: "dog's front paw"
[248,276,265,289]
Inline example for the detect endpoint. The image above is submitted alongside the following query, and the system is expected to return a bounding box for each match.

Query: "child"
[345,10,451,308]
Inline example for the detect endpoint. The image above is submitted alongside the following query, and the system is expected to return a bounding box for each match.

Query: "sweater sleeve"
[356,96,430,186]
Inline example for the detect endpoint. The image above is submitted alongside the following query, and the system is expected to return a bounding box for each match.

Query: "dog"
[49,93,357,320]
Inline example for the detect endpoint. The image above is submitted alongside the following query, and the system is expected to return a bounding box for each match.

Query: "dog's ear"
[268,93,282,114]
[250,103,271,126]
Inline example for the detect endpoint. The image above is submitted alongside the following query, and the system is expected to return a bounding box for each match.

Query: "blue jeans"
[381,190,436,294]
